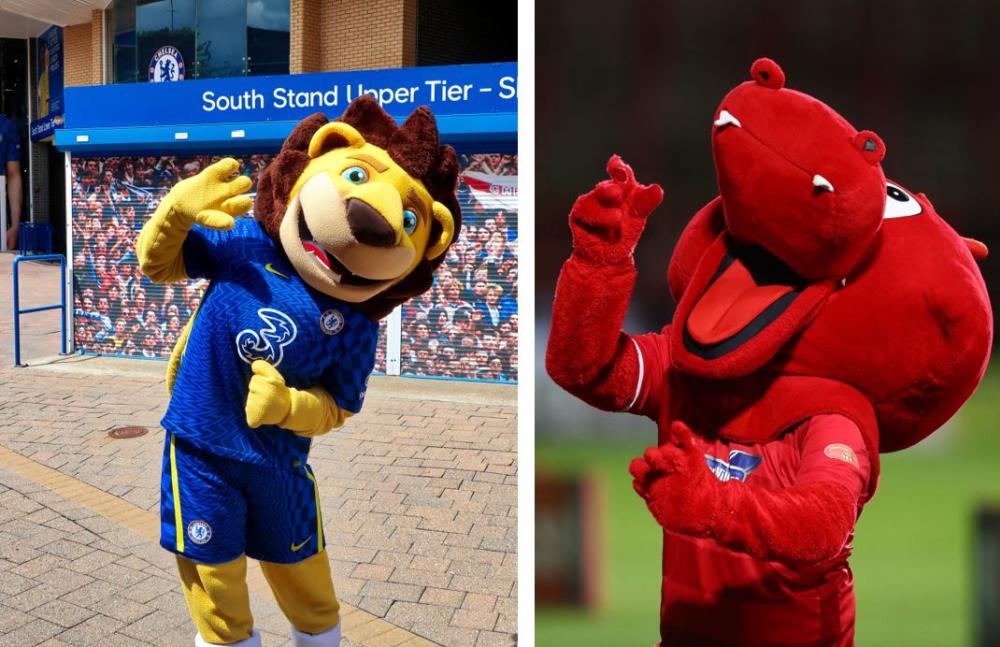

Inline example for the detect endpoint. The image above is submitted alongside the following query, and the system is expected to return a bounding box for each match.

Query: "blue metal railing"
[12,254,67,367]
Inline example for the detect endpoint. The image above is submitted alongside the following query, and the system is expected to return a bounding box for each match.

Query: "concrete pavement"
[0,253,517,647]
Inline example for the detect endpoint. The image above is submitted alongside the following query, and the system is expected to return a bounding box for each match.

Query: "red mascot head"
[667,58,992,451]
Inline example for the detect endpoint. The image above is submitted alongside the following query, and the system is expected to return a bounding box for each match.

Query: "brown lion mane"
[254,96,462,320]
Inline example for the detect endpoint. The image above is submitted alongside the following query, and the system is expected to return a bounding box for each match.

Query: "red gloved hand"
[630,421,715,538]
[630,421,857,563]
[569,156,664,265]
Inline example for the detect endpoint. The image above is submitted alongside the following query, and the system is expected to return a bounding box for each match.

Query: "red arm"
[545,156,664,413]
[631,418,871,563]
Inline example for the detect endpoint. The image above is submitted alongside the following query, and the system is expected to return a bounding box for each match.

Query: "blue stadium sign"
[57,62,516,152]
[64,63,516,128]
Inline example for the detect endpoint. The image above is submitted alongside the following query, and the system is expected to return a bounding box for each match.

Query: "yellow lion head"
[255,97,462,318]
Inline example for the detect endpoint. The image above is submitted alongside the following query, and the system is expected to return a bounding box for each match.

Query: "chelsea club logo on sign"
[149,46,185,82]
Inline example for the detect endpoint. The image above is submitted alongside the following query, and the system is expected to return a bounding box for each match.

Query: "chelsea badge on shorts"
[320,309,345,335]
[187,520,212,545]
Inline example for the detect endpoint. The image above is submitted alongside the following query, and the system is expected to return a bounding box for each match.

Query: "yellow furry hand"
[246,360,293,428]
[245,361,352,435]
[167,157,254,230]
[136,158,253,284]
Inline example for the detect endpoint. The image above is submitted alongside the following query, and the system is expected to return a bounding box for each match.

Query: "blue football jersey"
[160,217,378,466]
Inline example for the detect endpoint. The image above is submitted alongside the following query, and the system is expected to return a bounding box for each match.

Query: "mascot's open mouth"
[681,241,810,360]
[298,218,383,287]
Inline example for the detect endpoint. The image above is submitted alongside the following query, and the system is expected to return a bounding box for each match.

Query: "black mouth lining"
[683,245,805,360]
[298,215,312,243]
[721,243,807,288]
[298,215,383,287]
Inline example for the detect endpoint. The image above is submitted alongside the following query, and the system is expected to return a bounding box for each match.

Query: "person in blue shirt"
[137,97,460,647]
[474,283,516,328]
[1,114,23,250]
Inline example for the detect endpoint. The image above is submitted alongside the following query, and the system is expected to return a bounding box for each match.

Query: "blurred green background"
[536,370,1000,647]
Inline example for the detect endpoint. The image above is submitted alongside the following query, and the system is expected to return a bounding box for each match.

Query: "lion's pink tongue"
[302,241,331,269]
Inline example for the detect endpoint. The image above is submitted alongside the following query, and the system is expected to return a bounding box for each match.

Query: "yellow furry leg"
[260,551,341,634]
[176,555,254,644]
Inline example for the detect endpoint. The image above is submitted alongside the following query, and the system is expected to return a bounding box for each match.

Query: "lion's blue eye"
[402,210,418,235]
[341,166,368,184]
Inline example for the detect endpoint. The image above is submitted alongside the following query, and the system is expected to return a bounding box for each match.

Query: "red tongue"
[302,241,331,269]
[687,258,794,345]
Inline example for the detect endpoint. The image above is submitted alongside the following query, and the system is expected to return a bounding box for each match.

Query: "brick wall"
[63,23,91,87]
[90,10,103,84]
[290,0,322,73]
[64,10,104,87]
[321,0,416,70]
[291,0,416,73]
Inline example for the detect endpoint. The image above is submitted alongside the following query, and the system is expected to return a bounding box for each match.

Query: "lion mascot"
[137,96,460,647]
[547,58,992,646]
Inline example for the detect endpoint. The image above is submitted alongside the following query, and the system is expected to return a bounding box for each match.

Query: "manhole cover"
[108,426,149,439]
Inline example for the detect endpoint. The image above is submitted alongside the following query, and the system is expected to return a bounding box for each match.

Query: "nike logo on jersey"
[291,535,313,552]
[705,450,762,482]
[265,263,289,279]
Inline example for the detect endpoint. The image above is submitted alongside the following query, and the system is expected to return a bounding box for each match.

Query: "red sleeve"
[627,328,671,420]
[795,414,872,506]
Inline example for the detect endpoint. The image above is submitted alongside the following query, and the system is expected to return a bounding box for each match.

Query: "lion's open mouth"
[299,217,383,287]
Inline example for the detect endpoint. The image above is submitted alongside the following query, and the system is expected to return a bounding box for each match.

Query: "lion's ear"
[425,201,456,260]
[307,122,367,158]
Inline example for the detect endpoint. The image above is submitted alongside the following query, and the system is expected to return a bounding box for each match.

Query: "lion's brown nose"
[346,199,396,247]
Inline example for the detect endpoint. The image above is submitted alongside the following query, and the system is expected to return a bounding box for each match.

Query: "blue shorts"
[160,432,325,565]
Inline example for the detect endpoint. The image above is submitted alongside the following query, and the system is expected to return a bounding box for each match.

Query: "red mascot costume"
[547,58,993,646]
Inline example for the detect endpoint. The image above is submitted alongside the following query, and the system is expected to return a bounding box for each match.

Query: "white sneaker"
[291,623,342,647]
[195,628,262,646]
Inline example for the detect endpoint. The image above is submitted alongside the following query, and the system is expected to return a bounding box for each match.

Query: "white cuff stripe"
[625,337,644,411]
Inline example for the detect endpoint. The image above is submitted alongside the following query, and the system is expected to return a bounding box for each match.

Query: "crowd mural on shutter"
[69,151,517,383]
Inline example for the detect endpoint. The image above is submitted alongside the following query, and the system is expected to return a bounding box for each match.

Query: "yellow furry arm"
[245,360,353,437]
[284,386,353,437]
[135,194,191,283]
[135,157,253,283]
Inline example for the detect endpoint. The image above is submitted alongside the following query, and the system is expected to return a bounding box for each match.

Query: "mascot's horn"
[963,237,989,261]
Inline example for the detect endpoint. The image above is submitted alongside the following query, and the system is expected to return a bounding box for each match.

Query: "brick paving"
[0,253,517,646]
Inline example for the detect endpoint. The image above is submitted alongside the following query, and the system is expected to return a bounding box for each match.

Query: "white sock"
[291,623,342,647]
[195,628,262,647]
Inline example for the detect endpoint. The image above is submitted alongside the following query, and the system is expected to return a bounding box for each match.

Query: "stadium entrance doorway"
[0,37,30,252]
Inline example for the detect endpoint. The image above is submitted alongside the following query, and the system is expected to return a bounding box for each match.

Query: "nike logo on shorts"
[291,536,313,552]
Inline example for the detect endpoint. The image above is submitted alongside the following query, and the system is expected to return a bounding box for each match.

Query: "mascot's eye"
[341,166,368,185]
[883,182,923,219]
[402,210,418,235]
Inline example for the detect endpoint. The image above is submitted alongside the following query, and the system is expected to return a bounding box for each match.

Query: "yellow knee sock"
[176,555,254,644]
[260,551,340,634]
